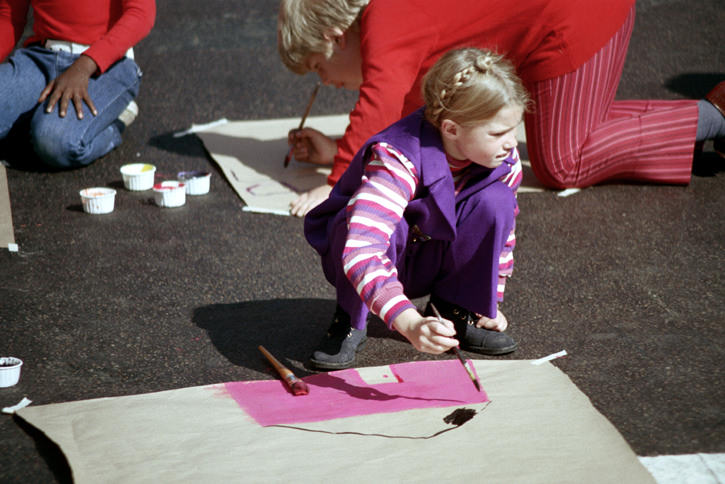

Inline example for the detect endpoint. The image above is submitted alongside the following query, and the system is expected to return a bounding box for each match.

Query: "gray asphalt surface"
[1,1,723,482]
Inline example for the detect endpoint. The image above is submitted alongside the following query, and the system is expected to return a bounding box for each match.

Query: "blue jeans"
[0,46,142,169]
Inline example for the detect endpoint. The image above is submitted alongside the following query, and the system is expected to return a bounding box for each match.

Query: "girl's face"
[442,104,523,168]
[305,28,363,89]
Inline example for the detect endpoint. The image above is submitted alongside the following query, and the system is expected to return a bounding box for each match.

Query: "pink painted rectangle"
[225,359,488,426]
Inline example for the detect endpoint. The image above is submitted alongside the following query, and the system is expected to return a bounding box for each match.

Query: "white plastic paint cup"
[0,357,23,387]
[79,187,117,214]
[153,181,186,207]
[120,163,156,191]
[177,171,211,195]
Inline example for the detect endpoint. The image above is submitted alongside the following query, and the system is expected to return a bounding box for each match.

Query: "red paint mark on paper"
[225,359,488,426]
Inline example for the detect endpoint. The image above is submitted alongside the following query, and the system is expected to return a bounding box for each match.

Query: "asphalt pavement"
[1,1,723,482]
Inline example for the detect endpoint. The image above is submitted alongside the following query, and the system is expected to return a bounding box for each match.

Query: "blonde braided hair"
[424,48,530,128]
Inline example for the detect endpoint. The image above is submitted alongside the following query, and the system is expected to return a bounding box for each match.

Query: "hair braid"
[423,47,531,128]
[429,65,476,125]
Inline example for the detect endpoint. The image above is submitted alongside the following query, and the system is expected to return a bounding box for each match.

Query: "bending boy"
[279,0,724,216]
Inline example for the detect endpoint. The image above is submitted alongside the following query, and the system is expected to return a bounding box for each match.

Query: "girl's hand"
[288,127,337,165]
[38,54,98,119]
[393,308,459,354]
[475,308,508,331]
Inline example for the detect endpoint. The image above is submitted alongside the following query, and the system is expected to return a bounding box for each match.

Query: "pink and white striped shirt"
[342,142,521,326]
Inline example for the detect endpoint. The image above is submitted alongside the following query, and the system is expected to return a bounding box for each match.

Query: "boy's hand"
[288,127,337,165]
[39,54,98,119]
[475,308,508,331]
[290,183,332,217]
[393,308,459,354]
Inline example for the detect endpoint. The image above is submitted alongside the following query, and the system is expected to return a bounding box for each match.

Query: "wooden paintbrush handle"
[258,345,287,375]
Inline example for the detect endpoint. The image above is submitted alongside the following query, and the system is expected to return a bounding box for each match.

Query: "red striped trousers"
[525,6,699,188]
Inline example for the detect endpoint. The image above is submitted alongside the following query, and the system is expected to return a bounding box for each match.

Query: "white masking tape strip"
[242,206,290,216]
[2,397,32,414]
[557,188,581,197]
[173,118,229,138]
[531,350,568,365]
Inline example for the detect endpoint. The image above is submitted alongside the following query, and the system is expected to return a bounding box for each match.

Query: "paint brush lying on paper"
[258,345,309,396]
[284,82,321,168]
[429,303,482,392]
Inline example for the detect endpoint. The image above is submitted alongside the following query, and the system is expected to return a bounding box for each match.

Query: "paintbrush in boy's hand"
[258,345,309,396]
[284,82,321,168]
[430,303,482,392]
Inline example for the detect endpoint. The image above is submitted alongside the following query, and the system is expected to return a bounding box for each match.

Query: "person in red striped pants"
[278,0,725,214]
[524,8,721,188]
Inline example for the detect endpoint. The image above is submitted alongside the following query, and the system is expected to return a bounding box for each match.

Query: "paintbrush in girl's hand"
[258,345,309,396]
[430,303,482,392]
[284,82,321,168]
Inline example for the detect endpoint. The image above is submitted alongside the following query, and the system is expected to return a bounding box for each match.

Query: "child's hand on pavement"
[290,183,332,217]
[393,308,459,354]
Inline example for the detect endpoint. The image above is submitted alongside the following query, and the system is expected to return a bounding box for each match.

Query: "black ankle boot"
[425,295,517,355]
[714,138,724,159]
[309,305,367,371]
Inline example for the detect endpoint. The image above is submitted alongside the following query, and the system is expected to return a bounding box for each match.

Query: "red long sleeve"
[1,0,155,72]
[327,0,634,186]
[0,0,31,61]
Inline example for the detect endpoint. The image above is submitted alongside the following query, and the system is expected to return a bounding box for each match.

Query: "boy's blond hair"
[278,0,369,75]
[423,48,531,128]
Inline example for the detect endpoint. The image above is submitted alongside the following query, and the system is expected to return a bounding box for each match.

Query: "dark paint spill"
[443,407,477,426]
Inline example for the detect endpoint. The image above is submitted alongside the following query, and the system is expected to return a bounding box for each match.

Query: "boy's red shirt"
[329,0,635,185]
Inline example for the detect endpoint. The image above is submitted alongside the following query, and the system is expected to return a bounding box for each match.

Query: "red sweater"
[329,0,635,185]
[0,0,155,73]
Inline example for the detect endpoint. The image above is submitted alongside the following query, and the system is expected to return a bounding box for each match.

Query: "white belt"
[44,40,134,60]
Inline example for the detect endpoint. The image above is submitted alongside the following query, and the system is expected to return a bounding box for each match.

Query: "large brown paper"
[16,360,654,483]
[0,165,16,248]
[196,115,346,215]
[196,116,545,216]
